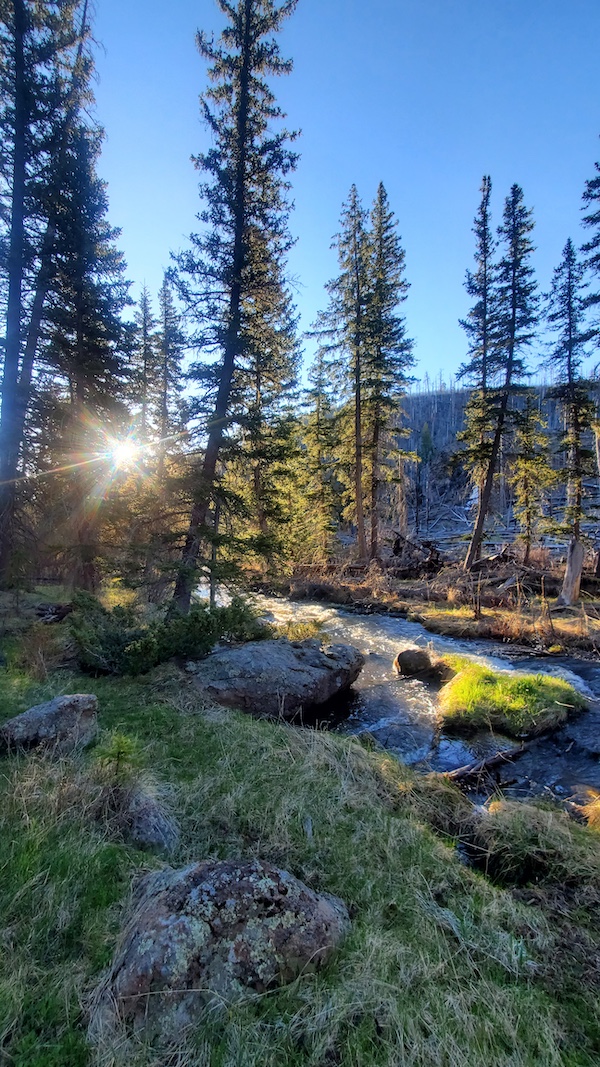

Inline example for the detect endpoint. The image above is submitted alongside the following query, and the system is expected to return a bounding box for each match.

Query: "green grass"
[0,637,599,1065]
[439,664,588,737]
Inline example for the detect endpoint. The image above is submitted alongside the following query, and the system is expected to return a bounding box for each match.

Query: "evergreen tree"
[38,122,131,588]
[292,349,340,561]
[507,394,555,564]
[319,185,370,558]
[545,238,595,603]
[156,274,186,447]
[172,0,299,613]
[364,182,414,558]
[0,0,92,580]
[133,284,159,439]
[457,176,498,551]
[464,184,538,570]
[218,250,300,572]
[582,149,600,332]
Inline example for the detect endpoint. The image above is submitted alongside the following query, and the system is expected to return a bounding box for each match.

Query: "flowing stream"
[254,594,600,804]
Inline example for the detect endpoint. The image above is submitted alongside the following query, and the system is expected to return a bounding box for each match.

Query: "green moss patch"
[439,664,587,737]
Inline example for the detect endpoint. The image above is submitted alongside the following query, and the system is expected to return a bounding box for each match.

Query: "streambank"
[259,569,600,654]
[255,594,600,809]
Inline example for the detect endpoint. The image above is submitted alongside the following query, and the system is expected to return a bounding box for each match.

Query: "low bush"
[439,664,587,738]
[70,593,269,676]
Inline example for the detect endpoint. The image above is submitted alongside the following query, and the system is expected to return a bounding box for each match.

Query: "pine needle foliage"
[172,0,299,612]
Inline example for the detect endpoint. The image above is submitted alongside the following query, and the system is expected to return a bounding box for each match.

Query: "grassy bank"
[439,664,588,738]
[0,637,599,1065]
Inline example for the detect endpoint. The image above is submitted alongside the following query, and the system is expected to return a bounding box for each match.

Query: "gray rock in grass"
[0,693,98,754]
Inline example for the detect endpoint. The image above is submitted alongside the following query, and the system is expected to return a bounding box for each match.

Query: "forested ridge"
[0,0,599,607]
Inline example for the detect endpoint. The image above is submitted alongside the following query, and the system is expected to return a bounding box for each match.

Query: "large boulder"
[91,858,350,1035]
[186,638,364,720]
[0,693,98,754]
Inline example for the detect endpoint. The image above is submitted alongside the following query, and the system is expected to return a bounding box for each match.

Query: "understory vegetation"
[0,604,599,1066]
[69,592,269,676]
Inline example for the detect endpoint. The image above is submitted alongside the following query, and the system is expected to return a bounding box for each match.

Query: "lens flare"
[107,438,140,470]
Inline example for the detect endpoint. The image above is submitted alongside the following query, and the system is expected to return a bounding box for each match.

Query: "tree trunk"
[464,408,506,571]
[557,538,584,606]
[0,0,27,580]
[369,419,380,559]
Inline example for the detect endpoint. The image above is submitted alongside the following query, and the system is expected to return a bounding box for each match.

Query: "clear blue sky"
[93,0,600,384]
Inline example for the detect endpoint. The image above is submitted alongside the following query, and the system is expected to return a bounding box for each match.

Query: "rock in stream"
[186,637,364,720]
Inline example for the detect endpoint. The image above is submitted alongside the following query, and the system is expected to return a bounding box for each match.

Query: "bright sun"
[108,439,140,470]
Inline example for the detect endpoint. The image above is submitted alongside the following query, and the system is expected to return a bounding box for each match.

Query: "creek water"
[254,594,600,804]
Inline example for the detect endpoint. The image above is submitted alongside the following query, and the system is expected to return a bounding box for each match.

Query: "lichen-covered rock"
[125,787,179,854]
[91,859,350,1036]
[0,693,98,753]
[186,638,364,720]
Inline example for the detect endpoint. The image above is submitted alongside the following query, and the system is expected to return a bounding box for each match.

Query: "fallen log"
[443,742,531,784]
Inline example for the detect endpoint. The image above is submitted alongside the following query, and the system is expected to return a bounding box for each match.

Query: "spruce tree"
[464,184,538,570]
[545,238,595,603]
[457,176,498,554]
[39,122,131,589]
[133,284,159,439]
[364,182,414,558]
[507,393,555,564]
[172,0,299,613]
[582,150,600,329]
[313,185,370,558]
[156,274,186,448]
[293,349,341,561]
[0,0,92,580]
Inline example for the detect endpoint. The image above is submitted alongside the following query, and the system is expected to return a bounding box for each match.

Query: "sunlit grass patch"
[439,665,587,737]
[268,618,325,641]
[465,798,600,892]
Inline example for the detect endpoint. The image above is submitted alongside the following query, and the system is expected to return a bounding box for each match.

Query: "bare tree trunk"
[557,538,584,606]
[464,407,506,571]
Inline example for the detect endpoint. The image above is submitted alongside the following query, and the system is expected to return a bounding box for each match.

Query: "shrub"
[69,592,146,674]
[70,593,269,676]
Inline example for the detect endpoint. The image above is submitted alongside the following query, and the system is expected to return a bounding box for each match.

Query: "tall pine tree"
[458,176,498,555]
[313,186,370,558]
[0,0,92,580]
[545,238,595,603]
[172,0,298,612]
[364,182,414,559]
[38,122,131,588]
[464,184,538,570]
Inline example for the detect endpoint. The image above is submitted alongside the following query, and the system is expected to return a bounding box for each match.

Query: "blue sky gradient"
[93,0,600,383]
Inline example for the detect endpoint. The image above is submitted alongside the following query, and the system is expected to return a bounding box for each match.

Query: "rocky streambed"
[253,595,600,806]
